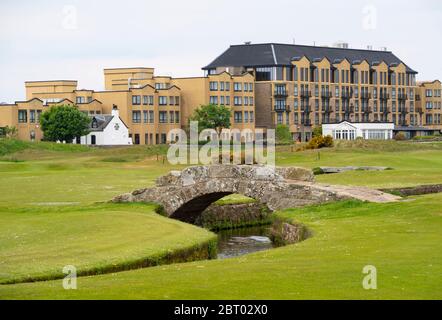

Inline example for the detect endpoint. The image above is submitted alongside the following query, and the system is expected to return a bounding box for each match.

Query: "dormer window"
[91,118,98,129]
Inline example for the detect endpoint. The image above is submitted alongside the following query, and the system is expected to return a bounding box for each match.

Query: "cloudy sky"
[0,0,441,102]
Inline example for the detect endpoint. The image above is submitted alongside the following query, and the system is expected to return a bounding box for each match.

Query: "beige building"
[1,43,441,143]
[415,80,442,130]
[203,43,442,140]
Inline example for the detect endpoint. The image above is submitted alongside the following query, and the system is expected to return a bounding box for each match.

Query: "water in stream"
[216,225,276,259]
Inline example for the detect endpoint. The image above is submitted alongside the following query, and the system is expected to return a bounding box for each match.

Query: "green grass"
[1,194,440,299]
[0,203,216,285]
[0,139,441,299]
[277,140,442,188]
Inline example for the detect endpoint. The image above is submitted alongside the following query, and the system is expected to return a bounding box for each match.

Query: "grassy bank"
[0,203,216,284]
[1,194,440,299]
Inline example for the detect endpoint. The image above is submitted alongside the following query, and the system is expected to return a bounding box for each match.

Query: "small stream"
[216,225,276,259]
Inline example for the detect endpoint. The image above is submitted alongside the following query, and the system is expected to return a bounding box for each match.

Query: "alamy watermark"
[62,265,77,289]
[362,265,377,290]
[166,121,275,166]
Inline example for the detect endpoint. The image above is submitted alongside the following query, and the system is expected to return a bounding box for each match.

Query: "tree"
[312,126,323,138]
[275,124,292,145]
[189,104,231,136]
[40,105,90,143]
[4,126,18,139]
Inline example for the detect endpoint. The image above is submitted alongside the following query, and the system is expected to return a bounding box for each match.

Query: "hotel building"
[0,42,441,143]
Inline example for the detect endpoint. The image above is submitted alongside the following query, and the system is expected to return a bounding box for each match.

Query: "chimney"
[111,104,119,117]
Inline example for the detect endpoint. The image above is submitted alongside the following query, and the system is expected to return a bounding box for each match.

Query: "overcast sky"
[0,0,441,103]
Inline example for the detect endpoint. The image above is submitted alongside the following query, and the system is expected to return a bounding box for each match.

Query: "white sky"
[0,0,441,103]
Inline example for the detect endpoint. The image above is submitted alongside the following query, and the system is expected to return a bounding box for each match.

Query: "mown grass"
[0,139,441,299]
[0,203,216,285]
[1,194,440,299]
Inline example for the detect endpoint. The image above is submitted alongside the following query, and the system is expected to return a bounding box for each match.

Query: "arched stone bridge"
[112,165,400,222]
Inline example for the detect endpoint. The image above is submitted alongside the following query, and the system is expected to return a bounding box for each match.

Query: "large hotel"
[1,42,441,143]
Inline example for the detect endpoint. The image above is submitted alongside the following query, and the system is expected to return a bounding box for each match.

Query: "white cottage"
[322,121,394,140]
[74,108,132,146]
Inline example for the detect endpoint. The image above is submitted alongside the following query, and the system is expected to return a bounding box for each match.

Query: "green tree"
[275,124,292,145]
[4,126,18,139]
[189,104,231,136]
[312,126,323,138]
[40,105,90,143]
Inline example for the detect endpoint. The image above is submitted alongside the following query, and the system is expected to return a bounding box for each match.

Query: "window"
[220,96,225,105]
[209,81,218,91]
[209,96,218,105]
[293,66,298,81]
[234,111,242,123]
[148,95,154,105]
[76,96,85,104]
[159,96,167,105]
[277,113,283,124]
[234,96,242,106]
[225,82,230,91]
[143,96,148,105]
[29,110,36,123]
[175,111,180,123]
[149,110,154,123]
[169,111,174,123]
[249,83,253,92]
[132,111,141,123]
[244,111,249,122]
[37,110,42,123]
[249,97,254,105]
[244,83,248,92]
[225,96,230,105]
[244,97,249,106]
[132,95,141,105]
[159,111,167,123]
[294,85,298,96]
[234,82,242,92]
[143,110,148,123]
[18,110,27,123]
[426,89,433,97]
[250,111,254,122]
[168,96,175,105]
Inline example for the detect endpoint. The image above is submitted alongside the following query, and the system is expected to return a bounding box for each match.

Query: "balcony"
[341,91,352,99]
[343,106,355,114]
[360,92,371,100]
[362,107,373,114]
[399,107,408,115]
[300,90,312,98]
[380,107,391,114]
[274,89,288,97]
[301,106,312,113]
[321,91,332,99]
[398,93,408,101]
[274,105,288,112]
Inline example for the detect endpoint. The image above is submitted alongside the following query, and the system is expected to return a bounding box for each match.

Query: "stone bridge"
[112,165,400,222]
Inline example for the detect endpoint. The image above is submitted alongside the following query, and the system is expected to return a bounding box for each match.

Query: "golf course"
[0,139,441,299]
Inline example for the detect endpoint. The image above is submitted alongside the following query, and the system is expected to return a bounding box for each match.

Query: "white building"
[74,108,132,146]
[322,121,394,140]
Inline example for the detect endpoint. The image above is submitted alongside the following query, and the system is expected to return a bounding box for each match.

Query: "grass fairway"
[0,203,216,284]
[0,139,441,299]
[1,194,441,299]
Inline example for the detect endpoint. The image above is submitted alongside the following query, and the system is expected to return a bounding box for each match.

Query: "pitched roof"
[89,115,114,132]
[203,43,417,73]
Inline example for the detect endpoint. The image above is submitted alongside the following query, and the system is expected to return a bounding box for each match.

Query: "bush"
[275,125,293,145]
[306,135,334,150]
[394,132,407,141]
